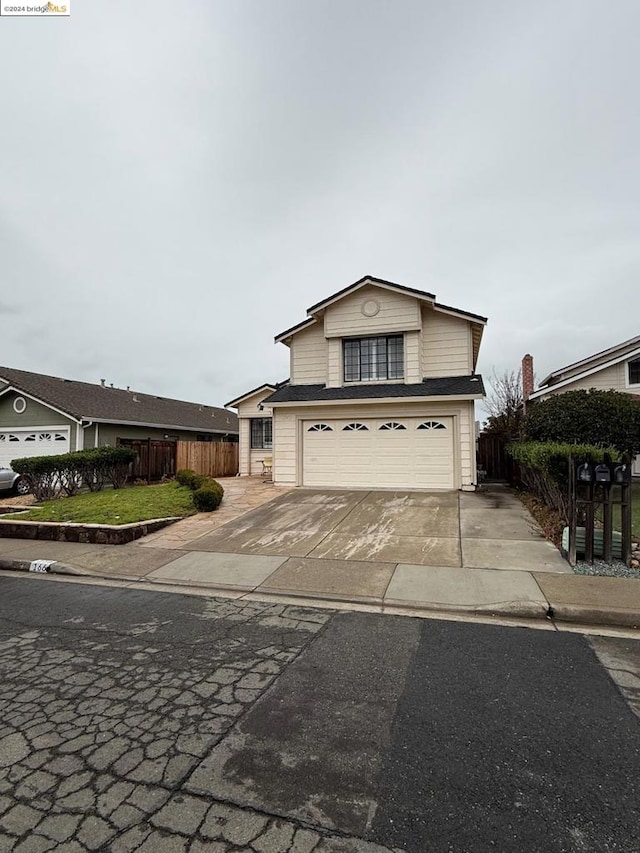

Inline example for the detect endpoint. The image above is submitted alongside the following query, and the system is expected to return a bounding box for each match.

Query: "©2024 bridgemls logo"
[1,1,69,14]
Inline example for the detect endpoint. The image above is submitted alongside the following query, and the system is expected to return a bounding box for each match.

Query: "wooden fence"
[117,439,176,482]
[477,434,517,483]
[176,440,239,478]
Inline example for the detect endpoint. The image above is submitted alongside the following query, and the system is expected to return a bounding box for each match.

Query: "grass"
[595,481,640,541]
[5,482,197,526]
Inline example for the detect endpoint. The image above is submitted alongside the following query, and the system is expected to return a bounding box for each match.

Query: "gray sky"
[1,0,639,409]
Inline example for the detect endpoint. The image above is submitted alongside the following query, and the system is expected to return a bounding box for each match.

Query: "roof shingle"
[264,375,485,404]
[0,366,238,434]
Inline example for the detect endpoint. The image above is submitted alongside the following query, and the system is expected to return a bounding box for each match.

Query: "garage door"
[302,417,455,489]
[0,428,71,469]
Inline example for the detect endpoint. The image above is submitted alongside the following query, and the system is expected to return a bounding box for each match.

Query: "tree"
[522,389,640,454]
[483,368,523,437]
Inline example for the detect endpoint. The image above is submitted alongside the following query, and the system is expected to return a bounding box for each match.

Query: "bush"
[176,469,207,490]
[192,479,224,512]
[507,441,621,523]
[523,390,640,454]
[176,469,197,487]
[11,446,137,501]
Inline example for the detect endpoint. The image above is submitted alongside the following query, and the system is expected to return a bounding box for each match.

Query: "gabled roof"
[306,275,436,315]
[225,382,280,408]
[264,375,485,405]
[0,365,238,434]
[538,334,640,388]
[274,274,487,343]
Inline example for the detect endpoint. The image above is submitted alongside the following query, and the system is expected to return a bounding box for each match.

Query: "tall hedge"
[11,446,137,501]
[522,389,640,454]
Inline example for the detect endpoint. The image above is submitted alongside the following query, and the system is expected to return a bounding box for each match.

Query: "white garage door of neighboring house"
[302,417,455,489]
[0,428,70,469]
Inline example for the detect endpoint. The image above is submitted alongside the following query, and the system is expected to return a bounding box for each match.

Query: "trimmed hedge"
[175,469,224,512]
[11,446,137,501]
[507,441,621,523]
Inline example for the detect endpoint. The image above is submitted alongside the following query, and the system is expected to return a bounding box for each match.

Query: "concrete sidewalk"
[1,536,639,630]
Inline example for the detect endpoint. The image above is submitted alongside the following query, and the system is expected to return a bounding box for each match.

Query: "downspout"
[79,420,94,450]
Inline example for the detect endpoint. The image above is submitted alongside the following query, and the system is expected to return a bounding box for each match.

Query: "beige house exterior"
[528,334,640,476]
[227,276,487,491]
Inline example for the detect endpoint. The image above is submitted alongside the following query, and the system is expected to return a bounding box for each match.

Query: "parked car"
[0,467,30,496]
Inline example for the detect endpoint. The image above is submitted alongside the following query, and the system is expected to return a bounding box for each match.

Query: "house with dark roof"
[226,275,486,489]
[0,365,238,475]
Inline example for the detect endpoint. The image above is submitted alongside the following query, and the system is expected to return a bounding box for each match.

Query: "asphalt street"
[0,575,639,853]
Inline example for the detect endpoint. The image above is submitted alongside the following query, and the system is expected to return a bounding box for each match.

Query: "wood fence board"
[176,441,239,478]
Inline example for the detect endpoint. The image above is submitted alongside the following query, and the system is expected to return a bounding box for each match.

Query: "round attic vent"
[13,397,27,414]
[361,298,380,317]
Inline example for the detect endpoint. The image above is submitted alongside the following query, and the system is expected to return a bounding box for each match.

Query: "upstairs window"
[343,335,404,382]
[251,418,272,449]
[628,357,640,386]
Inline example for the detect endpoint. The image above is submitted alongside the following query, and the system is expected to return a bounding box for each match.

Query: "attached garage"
[0,427,70,469]
[302,416,455,489]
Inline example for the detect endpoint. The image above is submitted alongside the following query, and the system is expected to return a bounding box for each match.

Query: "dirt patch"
[517,491,564,549]
[0,494,36,507]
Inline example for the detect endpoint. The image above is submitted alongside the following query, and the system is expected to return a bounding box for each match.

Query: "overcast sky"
[1,0,639,410]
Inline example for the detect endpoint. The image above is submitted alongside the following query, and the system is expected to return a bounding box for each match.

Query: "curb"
[0,558,88,576]
[549,604,640,630]
[1,561,638,632]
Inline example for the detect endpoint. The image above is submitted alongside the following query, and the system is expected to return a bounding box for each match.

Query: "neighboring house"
[524,335,640,475]
[0,365,238,472]
[227,275,486,490]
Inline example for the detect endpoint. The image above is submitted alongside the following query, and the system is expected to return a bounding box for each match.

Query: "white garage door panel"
[303,417,455,489]
[0,428,71,469]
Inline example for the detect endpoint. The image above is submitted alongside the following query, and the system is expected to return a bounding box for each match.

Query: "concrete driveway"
[141,484,567,614]
[171,484,566,572]
[180,488,461,565]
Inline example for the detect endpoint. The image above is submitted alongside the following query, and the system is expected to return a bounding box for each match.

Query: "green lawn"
[7,482,197,526]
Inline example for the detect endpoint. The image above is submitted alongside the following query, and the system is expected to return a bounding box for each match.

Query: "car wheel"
[14,477,31,496]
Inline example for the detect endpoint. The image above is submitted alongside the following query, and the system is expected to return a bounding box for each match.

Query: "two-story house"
[226,276,487,490]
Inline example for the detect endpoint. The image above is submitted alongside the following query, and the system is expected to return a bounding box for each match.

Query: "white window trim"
[624,356,640,390]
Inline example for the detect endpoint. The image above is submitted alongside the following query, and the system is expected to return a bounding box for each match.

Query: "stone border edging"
[0,516,182,545]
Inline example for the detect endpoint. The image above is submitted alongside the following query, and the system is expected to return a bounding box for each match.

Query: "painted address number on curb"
[29,559,54,573]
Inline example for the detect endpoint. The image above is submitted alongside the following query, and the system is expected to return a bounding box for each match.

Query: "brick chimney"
[522,354,534,413]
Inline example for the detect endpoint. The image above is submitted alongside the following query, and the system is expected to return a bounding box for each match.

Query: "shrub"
[522,390,640,454]
[507,441,621,523]
[192,479,224,512]
[176,469,208,490]
[11,446,137,501]
[176,469,197,487]
[11,456,60,501]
